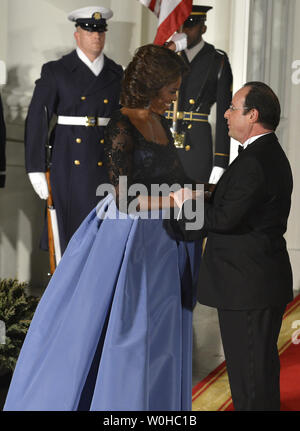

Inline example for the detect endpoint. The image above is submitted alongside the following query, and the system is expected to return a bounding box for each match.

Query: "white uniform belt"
[57,116,110,127]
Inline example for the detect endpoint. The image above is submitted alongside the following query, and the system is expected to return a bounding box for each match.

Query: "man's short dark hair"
[243,82,281,131]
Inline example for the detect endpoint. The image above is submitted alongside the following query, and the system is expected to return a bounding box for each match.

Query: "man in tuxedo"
[169,82,293,410]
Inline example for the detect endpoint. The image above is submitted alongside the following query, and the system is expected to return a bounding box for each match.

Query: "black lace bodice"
[104,110,193,204]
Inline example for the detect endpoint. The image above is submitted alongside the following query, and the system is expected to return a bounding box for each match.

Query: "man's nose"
[224,109,230,119]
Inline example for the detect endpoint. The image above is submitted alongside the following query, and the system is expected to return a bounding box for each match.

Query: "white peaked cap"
[68,6,113,22]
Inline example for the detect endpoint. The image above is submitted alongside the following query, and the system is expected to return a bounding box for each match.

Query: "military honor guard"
[166,5,233,184]
[25,6,123,254]
[0,94,6,188]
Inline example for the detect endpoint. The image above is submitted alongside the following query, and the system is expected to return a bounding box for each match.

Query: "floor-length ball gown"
[4,111,201,411]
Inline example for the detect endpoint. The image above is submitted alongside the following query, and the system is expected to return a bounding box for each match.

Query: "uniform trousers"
[217,305,286,411]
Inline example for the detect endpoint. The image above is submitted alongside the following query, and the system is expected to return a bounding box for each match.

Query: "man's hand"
[28,172,49,199]
[170,187,202,208]
[209,166,225,184]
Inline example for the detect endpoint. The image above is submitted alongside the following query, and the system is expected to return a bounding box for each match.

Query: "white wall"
[285,0,300,292]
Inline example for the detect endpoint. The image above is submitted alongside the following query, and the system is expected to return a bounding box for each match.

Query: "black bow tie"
[238,145,244,154]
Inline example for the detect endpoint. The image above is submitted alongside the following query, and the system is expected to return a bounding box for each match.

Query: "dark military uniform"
[0,95,6,188]
[169,42,232,182]
[25,51,123,252]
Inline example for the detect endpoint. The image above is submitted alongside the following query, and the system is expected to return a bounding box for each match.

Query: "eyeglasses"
[228,104,252,112]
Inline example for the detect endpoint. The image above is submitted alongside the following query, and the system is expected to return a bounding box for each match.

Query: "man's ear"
[74,30,79,45]
[249,108,259,123]
[201,24,207,35]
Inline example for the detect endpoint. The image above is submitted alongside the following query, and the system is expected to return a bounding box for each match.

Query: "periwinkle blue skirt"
[4,195,201,411]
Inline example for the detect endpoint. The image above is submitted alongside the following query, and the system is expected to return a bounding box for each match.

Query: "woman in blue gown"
[4,44,201,411]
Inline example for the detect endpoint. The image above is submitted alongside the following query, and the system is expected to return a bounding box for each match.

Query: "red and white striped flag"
[139,0,192,45]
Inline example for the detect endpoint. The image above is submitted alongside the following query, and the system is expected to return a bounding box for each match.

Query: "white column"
[228,0,251,163]
[243,0,299,294]
[286,0,300,294]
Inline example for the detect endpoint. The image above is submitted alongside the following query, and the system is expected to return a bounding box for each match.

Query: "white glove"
[170,32,187,52]
[208,166,225,184]
[28,172,49,200]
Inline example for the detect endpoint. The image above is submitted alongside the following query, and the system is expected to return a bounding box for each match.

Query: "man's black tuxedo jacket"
[167,133,293,309]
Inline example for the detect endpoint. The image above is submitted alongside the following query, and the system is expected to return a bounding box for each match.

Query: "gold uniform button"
[100,139,104,144]
[74,160,80,165]
[103,99,109,104]
[76,138,82,143]
[97,161,103,167]
[81,96,86,101]
[185,145,191,152]
[189,99,195,104]
[188,124,192,129]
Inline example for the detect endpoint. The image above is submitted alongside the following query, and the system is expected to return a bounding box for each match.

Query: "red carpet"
[192,294,300,411]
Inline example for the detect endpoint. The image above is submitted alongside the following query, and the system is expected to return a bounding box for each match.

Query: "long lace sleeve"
[104,112,135,211]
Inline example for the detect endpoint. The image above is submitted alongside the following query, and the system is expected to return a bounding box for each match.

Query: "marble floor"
[192,303,225,387]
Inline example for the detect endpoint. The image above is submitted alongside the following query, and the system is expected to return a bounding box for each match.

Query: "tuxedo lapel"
[243,132,277,152]
[229,133,276,170]
[210,133,278,199]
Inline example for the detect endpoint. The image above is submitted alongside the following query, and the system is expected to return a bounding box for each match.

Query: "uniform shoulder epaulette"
[215,49,229,80]
[59,51,79,72]
[216,49,229,60]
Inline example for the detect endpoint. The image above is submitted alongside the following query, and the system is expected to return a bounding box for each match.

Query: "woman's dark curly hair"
[121,44,189,108]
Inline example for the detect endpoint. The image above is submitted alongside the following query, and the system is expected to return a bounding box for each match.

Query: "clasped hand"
[170,187,202,208]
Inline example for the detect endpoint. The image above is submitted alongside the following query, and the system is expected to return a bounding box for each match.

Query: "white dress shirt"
[76,47,104,76]
[241,132,272,150]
